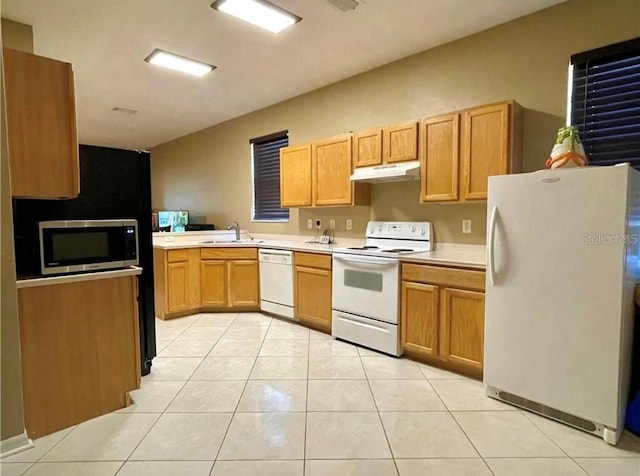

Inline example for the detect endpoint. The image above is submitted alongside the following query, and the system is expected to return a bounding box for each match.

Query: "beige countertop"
[400,243,486,269]
[16,266,142,289]
[153,231,486,268]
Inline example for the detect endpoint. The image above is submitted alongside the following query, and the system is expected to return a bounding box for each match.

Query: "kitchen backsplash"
[297,181,487,244]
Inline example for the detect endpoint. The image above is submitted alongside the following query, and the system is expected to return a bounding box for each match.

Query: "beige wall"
[1,19,33,53]
[151,0,639,244]
[0,19,29,441]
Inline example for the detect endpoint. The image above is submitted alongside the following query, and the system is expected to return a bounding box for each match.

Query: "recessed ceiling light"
[211,0,301,34]
[145,49,216,77]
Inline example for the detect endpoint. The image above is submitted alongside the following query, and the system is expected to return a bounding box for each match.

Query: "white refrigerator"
[484,164,640,445]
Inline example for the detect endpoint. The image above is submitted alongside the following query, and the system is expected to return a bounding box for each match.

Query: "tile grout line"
[210,314,270,470]
[303,328,311,476]
[120,313,233,474]
[359,349,400,475]
[446,400,498,476]
[518,409,589,471]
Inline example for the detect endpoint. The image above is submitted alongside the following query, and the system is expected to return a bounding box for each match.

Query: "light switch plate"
[329,219,336,229]
[307,219,313,229]
[462,219,472,234]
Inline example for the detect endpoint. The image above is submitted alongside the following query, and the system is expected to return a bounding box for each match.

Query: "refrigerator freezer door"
[485,166,630,427]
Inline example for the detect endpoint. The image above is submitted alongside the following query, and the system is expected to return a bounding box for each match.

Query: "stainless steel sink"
[200,239,264,244]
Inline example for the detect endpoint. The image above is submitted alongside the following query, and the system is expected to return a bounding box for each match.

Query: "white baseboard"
[0,430,33,459]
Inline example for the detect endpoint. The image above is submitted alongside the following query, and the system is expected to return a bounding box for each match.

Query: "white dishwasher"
[259,249,294,319]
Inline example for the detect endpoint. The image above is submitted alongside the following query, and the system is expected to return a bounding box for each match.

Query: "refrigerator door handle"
[488,205,498,286]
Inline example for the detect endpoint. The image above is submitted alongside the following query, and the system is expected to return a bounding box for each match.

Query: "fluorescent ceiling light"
[211,0,301,34]
[145,49,216,77]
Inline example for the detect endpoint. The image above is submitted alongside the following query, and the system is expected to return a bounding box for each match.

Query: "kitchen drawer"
[167,249,188,263]
[402,263,485,291]
[295,252,331,270]
[201,248,258,260]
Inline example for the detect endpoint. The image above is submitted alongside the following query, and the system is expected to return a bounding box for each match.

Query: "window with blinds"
[251,131,289,221]
[570,37,640,168]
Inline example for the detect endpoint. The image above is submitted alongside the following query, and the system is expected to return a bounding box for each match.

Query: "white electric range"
[331,221,433,356]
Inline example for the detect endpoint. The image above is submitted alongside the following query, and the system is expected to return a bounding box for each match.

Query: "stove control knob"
[411,226,416,233]
[369,227,374,234]
[421,228,426,235]
[378,224,384,231]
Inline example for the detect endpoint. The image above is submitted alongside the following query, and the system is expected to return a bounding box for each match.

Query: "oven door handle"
[333,255,397,266]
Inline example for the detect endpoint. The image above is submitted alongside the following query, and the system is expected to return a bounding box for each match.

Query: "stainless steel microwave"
[39,219,139,275]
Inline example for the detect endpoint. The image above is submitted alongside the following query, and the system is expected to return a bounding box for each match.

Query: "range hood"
[350,160,420,183]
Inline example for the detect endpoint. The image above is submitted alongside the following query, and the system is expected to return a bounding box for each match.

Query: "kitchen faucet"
[227,221,241,241]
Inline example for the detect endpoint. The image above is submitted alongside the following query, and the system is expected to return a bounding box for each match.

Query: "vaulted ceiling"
[3,0,565,149]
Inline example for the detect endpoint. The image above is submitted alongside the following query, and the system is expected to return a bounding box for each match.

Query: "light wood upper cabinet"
[420,114,460,202]
[383,121,419,163]
[229,260,259,308]
[3,47,79,199]
[461,101,522,201]
[201,260,228,307]
[280,135,371,208]
[294,252,332,332]
[440,288,485,372]
[353,129,383,167]
[280,145,312,207]
[313,135,354,206]
[401,281,440,357]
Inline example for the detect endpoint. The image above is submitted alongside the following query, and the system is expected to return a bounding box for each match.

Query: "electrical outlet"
[307,219,313,229]
[329,219,336,229]
[346,219,353,231]
[315,219,322,230]
[462,219,472,234]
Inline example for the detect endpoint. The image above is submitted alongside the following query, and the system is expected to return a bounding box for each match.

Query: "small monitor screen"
[158,210,189,232]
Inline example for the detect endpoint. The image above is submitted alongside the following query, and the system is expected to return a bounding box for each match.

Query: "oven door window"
[344,269,384,292]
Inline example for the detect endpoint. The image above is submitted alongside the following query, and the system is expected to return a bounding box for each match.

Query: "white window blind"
[251,131,289,221]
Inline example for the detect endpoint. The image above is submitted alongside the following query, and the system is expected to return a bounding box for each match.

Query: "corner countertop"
[16,266,143,289]
[153,231,486,268]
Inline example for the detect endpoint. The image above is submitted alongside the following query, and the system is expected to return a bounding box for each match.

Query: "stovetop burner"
[333,221,433,257]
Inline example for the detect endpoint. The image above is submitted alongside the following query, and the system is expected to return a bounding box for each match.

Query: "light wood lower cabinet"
[154,247,258,319]
[440,287,485,372]
[167,262,189,312]
[201,260,228,307]
[294,252,332,332]
[229,260,260,307]
[401,281,440,357]
[17,275,140,438]
[401,263,485,377]
[154,248,201,319]
[200,248,259,310]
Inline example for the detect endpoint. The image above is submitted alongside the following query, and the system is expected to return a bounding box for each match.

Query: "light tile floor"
[3,312,640,475]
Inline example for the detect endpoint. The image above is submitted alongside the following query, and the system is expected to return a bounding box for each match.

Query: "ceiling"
[3,0,565,150]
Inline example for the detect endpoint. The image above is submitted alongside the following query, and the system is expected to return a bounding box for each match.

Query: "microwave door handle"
[333,255,395,266]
